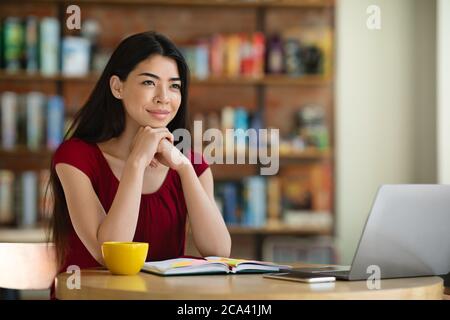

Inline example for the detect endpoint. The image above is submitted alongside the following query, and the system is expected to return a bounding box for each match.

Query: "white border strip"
[437,0,450,183]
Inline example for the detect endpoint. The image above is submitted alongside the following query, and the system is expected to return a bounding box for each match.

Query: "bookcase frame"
[0,0,335,261]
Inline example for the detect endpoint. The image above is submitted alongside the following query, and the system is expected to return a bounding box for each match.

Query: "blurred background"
[0,0,448,299]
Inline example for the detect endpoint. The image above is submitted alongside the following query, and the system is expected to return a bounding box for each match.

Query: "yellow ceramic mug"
[101,242,149,275]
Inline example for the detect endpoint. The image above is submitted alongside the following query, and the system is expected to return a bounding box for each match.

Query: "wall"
[437,0,450,183]
[335,0,437,264]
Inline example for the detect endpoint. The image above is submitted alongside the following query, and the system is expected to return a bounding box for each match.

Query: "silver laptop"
[284,185,450,280]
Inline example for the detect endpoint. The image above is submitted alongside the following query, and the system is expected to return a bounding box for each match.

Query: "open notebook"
[141,256,292,276]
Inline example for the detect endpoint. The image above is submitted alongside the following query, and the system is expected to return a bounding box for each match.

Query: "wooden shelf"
[0,223,330,243]
[0,0,336,251]
[0,228,49,243]
[0,71,100,83]
[0,71,331,87]
[25,0,335,8]
[0,148,330,172]
[0,148,53,171]
[192,75,332,86]
[227,223,331,235]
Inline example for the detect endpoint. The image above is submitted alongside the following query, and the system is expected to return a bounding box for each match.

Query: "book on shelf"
[249,111,263,149]
[25,16,39,74]
[221,182,238,224]
[1,92,18,150]
[1,15,99,76]
[26,92,45,150]
[252,32,265,78]
[0,91,66,150]
[233,107,248,154]
[142,256,292,276]
[242,176,266,227]
[221,106,234,132]
[3,17,24,73]
[210,33,225,76]
[0,169,51,228]
[194,39,209,80]
[47,95,65,150]
[180,32,265,79]
[62,36,91,77]
[239,33,253,77]
[39,17,60,76]
[225,34,240,78]
[20,171,38,228]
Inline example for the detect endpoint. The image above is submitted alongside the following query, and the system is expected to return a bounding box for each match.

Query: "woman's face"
[111,54,182,129]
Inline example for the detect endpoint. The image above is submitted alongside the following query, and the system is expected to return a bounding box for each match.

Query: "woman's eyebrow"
[137,72,181,81]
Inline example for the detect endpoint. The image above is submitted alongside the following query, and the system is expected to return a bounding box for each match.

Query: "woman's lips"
[147,109,170,120]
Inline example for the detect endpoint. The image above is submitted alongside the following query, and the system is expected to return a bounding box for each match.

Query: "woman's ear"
[110,75,123,99]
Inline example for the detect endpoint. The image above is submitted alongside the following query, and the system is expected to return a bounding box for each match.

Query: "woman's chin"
[139,120,168,128]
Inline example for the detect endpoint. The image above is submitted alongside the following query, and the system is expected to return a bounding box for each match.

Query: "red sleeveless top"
[50,138,209,299]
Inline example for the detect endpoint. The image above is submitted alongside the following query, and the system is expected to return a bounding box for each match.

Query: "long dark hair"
[46,31,190,268]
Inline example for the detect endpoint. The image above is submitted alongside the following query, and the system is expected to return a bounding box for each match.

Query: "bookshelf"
[0,0,335,261]
[0,222,329,242]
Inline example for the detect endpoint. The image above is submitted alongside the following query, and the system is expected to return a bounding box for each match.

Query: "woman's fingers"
[156,134,173,154]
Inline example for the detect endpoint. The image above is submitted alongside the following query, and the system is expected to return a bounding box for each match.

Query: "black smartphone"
[263,272,336,283]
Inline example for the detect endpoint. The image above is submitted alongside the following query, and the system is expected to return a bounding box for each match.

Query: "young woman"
[48,31,231,297]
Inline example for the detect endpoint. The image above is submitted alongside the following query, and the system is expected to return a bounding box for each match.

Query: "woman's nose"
[154,86,170,104]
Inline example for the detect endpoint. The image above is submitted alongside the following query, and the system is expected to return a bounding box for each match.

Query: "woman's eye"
[171,83,181,90]
[142,80,155,86]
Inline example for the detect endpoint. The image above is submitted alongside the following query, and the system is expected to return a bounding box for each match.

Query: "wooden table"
[56,267,444,300]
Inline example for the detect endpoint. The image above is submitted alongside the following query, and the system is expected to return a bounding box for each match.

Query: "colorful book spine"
[40,17,60,76]
[180,45,196,78]
[1,92,18,149]
[0,21,3,69]
[47,95,64,150]
[62,36,91,76]
[25,16,39,74]
[249,112,263,149]
[243,177,266,227]
[233,107,248,154]
[3,17,24,73]
[210,33,225,77]
[284,38,302,77]
[222,182,238,225]
[195,40,209,80]
[225,34,240,78]
[266,34,284,74]
[26,92,45,150]
[240,33,253,77]
[252,32,265,78]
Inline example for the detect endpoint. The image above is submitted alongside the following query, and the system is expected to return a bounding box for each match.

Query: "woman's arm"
[177,164,232,257]
[56,157,146,265]
[95,157,146,244]
[56,127,172,265]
